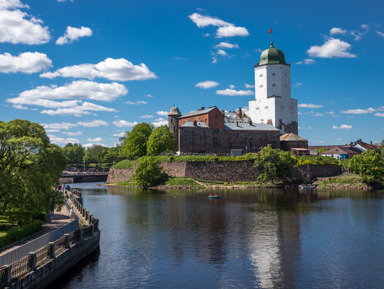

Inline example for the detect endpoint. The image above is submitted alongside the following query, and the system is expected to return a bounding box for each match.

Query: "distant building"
[168,42,307,155]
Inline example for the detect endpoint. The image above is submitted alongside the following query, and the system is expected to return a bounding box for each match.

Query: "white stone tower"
[249,42,298,134]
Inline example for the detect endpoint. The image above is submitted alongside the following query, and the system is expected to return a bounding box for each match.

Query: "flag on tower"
[268,28,272,34]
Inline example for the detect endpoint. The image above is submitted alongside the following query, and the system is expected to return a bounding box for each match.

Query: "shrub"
[0,220,43,248]
[132,156,167,187]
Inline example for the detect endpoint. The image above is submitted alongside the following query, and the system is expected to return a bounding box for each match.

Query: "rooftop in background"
[224,122,279,131]
[178,107,216,119]
[280,133,307,141]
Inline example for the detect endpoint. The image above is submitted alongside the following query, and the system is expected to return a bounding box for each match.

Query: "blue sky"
[0,0,383,147]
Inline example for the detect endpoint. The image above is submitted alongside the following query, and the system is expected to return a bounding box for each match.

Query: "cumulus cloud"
[298,103,324,108]
[195,80,219,89]
[62,131,82,136]
[296,59,315,65]
[152,117,167,127]
[41,58,157,81]
[214,42,239,49]
[126,100,147,105]
[56,26,92,45]
[332,124,352,130]
[374,113,384,117]
[0,8,50,44]
[294,83,303,87]
[8,80,126,116]
[216,26,249,38]
[307,38,356,58]
[189,12,249,38]
[341,107,377,114]
[376,31,384,38]
[140,114,153,118]
[216,89,253,96]
[83,143,107,148]
[112,120,138,128]
[77,119,108,127]
[245,84,254,89]
[48,135,80,145]
[112,132,125,137]
[87,137,104,143]
[42,122,77,130]
[156,111,169,116]
[330,27,347,35]
[0,52,51,73]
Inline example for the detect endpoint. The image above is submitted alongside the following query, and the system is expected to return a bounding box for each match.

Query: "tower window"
[259,85,263,88]
[272,73,275,76]
[272,84,276,87]
[171,119,173,123]
[259,74,263,77]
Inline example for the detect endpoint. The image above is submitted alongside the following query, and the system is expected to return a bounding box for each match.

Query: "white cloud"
[375,113,384,117]
[42,122,77,130]
[296,59,315,65]
[0,9,50,44]
[216,26,249,38]
[189,12,249,38]
[126,100,147,105]
[145,94,153,97]
[307,38,356,58]
[229,84,235,89]
[216,89,253,96]
[77,119,108,127]
[188,13,230,28]
[87,137,104,143]
[245,84,254,88]
[83,143,107,148]
[48,135,80,145]
[298,103,324,108]
[0,52,51,73]
[112,132,125,137]
[313,113,323,117]
[140,114,153,118]
[62,131,82,136]
[351,24,369,41]
[214,42,239,49]
[0,0,28,9]
[216,49,228,56]
[112,120,138,128]
[376,31,384,38]
[332,124,352,130]
[294,83,303,87]
[41,102,116,116]
[156,110,169,116]
[330,27,347,35]
[152,117,167,127]
[56,26,92,45]
[299,126,312,130]
[195,80,219,89]
[12,104,28,109]
[341,107,377,114]
[254,48,263,53]
[41,58,157,81]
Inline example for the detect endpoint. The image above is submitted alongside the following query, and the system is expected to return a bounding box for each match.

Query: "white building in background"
[249,42,298,135]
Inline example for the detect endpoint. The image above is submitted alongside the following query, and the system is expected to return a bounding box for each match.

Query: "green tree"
[147,125,178,156]
[132,156,165,187]
[0,120,67,223]
[62,143,85,165]
[348,150,384,184]
[100,146,124,165]
[122,123,153,159]
[84,145,105,168]
[254,145,295,183]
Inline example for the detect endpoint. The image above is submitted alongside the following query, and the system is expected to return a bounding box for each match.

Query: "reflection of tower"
[249,42,298,134]
[168,105,181,140]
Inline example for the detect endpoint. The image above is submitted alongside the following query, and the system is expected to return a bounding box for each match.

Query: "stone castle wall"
[107,161,342,184]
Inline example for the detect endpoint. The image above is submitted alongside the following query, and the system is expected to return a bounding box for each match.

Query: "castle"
[168,42,308,155]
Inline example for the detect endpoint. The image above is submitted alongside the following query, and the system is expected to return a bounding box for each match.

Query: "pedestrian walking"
[70,207,74,220]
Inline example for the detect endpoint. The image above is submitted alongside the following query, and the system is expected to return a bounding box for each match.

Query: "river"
[49,183,384,289]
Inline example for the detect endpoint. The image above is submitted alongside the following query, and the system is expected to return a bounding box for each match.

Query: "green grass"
[0,220,43,248]
[317,172,362,186]
[164,177,204,187]
[112,160,137,169]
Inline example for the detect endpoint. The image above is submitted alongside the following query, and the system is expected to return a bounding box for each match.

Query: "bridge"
[59,172,109,183]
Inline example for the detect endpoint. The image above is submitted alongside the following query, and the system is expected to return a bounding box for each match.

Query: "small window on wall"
[272,84,276,87]
[259,74,263,77]
[173,126,176,131]
[215,122,218,127]
[191,138,194,143]
[171,119,173,123]
[259,85,263,88]
[213,138,217,142]
[272,73,275,76]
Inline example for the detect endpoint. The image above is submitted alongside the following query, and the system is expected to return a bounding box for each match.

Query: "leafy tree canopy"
[62,143,85,165]
[254,145,295,183]
[0,119,67,223]
[147,125,178,156]
[132,156,165,187]
[122,123,153,160]
[348,150,384,184]
[84,145,105,166]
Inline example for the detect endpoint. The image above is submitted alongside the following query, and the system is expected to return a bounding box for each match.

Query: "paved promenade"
[0,205,72,256]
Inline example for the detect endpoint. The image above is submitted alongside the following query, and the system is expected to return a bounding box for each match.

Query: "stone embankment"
[107,161,342,184]
[0,189,100,289]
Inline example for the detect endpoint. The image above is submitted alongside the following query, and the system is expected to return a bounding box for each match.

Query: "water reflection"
[54,184,384,289]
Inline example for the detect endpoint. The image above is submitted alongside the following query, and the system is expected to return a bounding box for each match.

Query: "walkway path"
[0,205,72,256]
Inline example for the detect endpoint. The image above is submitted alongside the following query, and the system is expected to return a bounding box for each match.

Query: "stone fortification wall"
[107,161,342,184]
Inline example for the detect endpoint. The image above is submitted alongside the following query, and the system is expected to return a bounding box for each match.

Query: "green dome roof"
[258,42,287,66]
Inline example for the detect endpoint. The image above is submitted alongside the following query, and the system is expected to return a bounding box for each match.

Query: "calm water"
[50,183,384,289]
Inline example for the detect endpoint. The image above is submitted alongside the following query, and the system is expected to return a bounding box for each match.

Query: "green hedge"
[0,220,43,248]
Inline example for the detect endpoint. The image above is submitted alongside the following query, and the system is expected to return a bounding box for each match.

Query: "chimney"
[238,107,242,117]
[193,120,197,126]
[201,106,205,110]
[221,110,225,115]
[370,140,372,145]
[236,121,239,127]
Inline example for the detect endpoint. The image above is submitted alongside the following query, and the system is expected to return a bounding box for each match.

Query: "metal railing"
[0,188,99,287]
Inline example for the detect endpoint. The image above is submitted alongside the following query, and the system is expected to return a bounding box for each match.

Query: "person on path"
[70,207,74,220]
